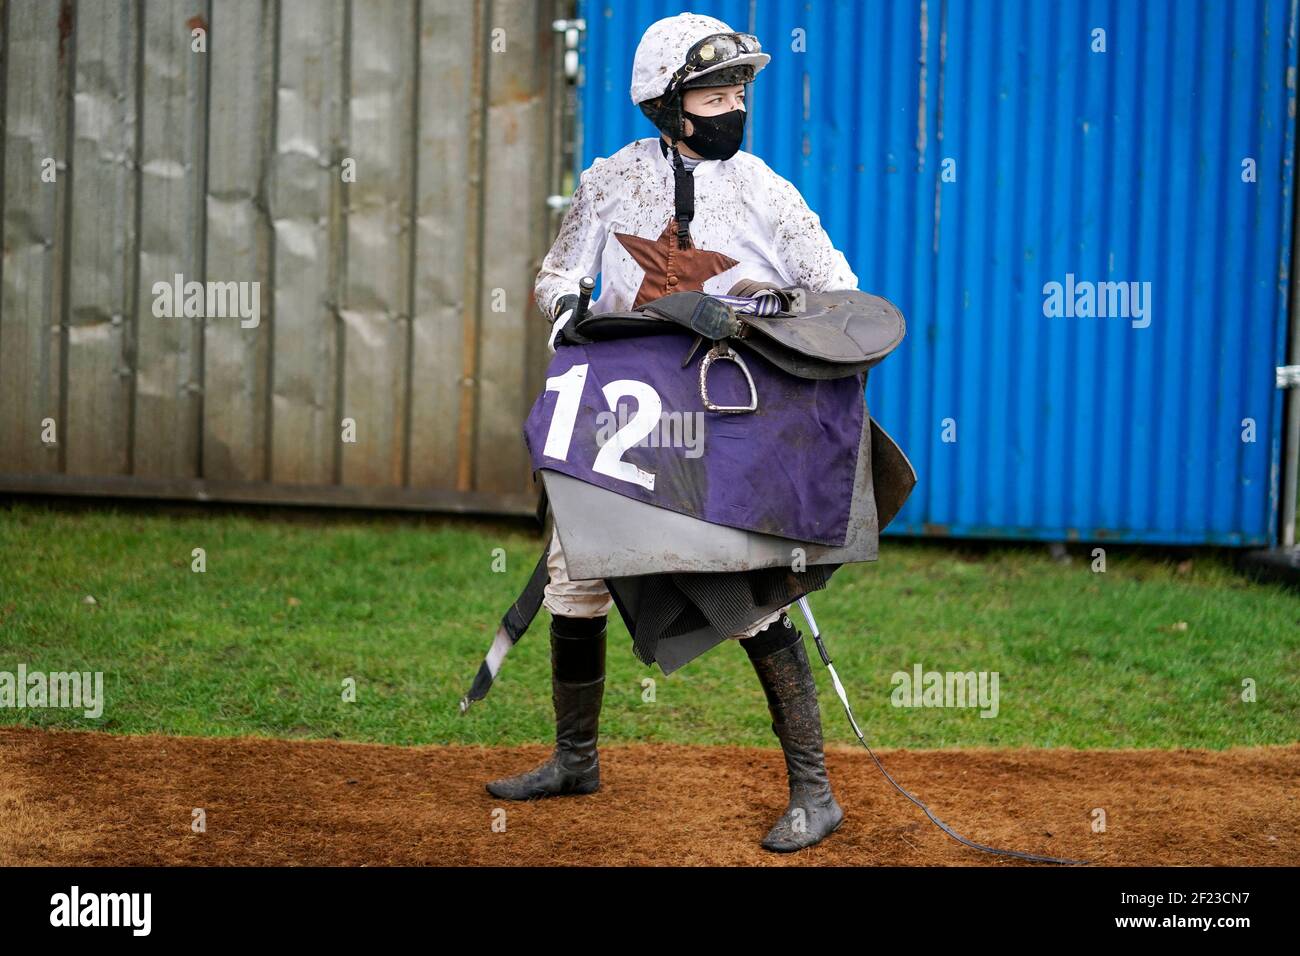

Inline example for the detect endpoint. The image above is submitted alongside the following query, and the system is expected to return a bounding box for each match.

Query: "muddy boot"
[485,613,606,800]
[742,613,845,852]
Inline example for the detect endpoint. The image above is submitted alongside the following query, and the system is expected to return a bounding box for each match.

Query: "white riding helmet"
[629,12,771,106]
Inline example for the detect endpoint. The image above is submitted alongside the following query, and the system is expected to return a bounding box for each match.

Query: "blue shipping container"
[576,0,1297,547]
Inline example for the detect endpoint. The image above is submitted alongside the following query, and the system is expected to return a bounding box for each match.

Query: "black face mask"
[679,106,746,161]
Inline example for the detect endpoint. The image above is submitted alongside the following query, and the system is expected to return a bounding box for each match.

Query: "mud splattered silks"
[522,333,865,547]
[533,138,859,322]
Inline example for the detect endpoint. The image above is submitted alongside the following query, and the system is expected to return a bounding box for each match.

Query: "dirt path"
[1,727,1294,866]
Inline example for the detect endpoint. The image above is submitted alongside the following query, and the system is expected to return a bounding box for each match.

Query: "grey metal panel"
[339,0,416,487]
[0,0,68,474]
[202,0,274,481]
[407,0,476,491]
[0,470,538,514]
[473,0,551,494]
[132,0,208,478]
[63,0,139,477]
[0,0,558,514]
[448,0,490,495]
[268,0,345,485]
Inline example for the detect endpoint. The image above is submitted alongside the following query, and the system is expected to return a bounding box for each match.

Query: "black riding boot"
[485,614,606,800]
[741,612,845,851]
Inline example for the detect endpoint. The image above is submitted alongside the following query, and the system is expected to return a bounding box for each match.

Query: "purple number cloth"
[522,333,864,547]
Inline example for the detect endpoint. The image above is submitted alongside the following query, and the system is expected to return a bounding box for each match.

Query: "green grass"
[0,501,1296,749]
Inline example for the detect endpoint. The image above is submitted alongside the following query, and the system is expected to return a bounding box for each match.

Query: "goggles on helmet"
[663,32,762,99]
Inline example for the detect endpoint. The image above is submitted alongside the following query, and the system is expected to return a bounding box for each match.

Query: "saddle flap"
[869,416,917,531]
[741,290,906,366]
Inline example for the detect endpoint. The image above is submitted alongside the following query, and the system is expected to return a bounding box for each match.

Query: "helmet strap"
[643,93,695,251]
[670,142,694,250]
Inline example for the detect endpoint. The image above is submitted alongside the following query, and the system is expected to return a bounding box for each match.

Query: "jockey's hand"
[547,294,580,353]
[547,309,575,353]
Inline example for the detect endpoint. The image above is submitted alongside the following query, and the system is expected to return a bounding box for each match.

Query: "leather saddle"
[570,283,906,382]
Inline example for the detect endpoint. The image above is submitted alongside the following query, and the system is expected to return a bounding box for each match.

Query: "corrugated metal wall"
[580,0,1298,546]
[0,0,564,514]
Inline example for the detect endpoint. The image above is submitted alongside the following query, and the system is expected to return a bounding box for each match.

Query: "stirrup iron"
[699,342,758,414]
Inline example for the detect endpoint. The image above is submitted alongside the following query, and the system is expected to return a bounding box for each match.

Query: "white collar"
[650,137,720,179]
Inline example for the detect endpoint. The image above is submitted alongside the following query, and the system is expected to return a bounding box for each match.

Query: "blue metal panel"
[576,0,1297,546]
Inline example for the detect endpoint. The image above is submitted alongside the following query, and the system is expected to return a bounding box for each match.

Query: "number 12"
[542,362,661,492]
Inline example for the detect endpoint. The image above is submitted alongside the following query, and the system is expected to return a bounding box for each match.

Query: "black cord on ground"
[807,626,1089,866]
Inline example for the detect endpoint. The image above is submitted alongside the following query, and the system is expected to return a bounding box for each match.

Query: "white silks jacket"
[533,136,859,322]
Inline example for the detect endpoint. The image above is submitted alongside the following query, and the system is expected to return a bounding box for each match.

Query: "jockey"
[485,11,856,853]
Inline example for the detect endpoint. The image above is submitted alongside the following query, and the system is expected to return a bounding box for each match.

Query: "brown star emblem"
[614,217,739,309]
